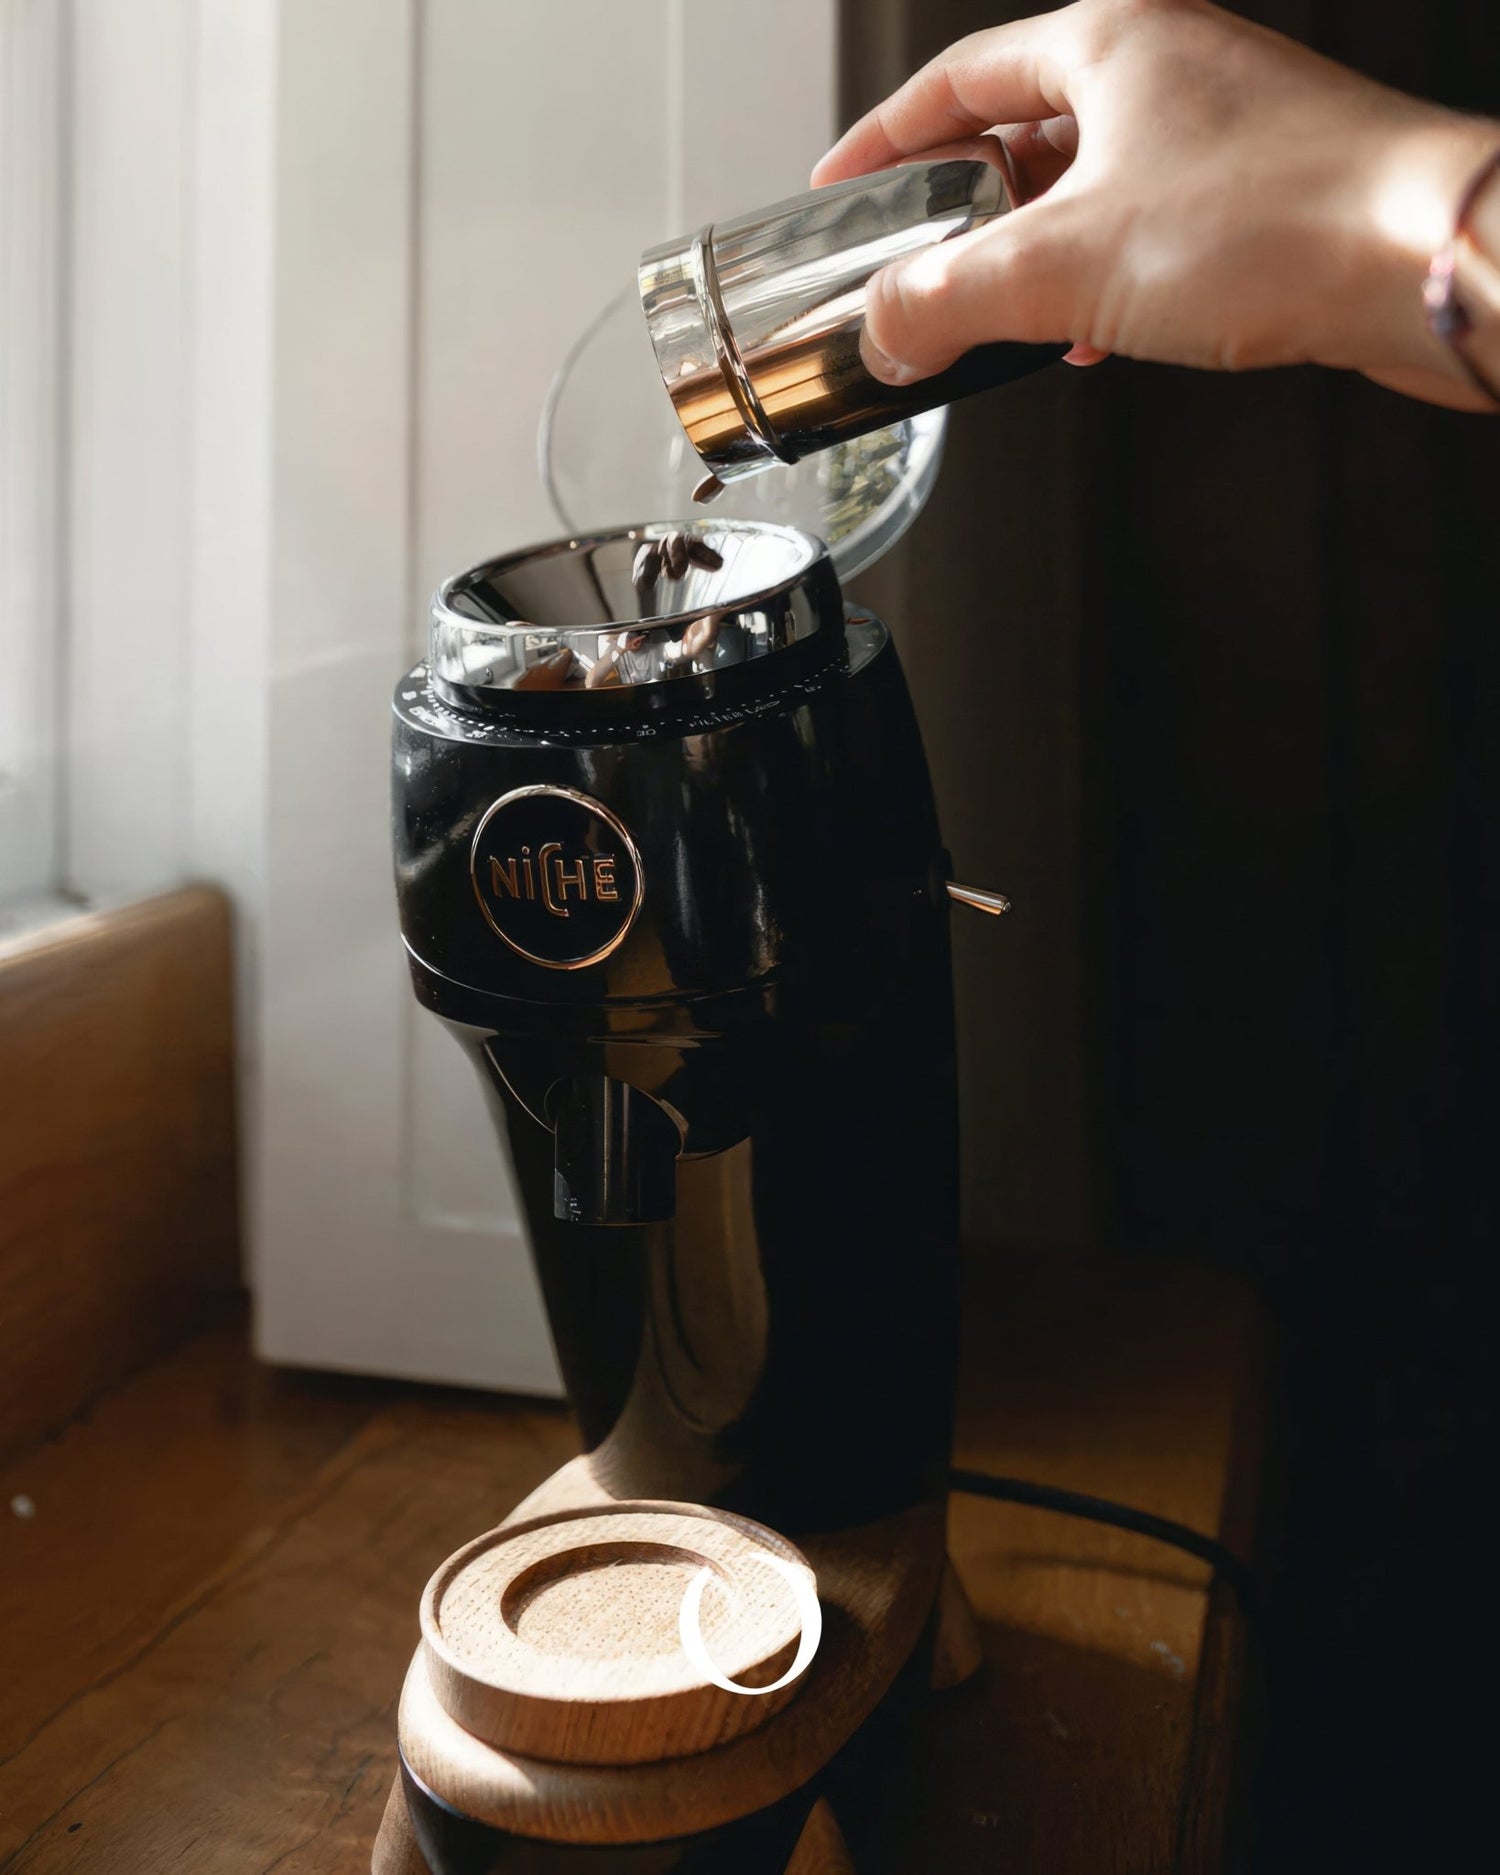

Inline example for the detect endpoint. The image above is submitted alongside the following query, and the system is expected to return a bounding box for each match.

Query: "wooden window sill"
[0,887,240,1470]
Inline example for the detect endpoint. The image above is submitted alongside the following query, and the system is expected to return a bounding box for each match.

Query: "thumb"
[861,204,1085,385]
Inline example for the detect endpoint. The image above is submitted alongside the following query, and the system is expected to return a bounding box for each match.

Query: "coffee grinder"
[372,162,1048,1873]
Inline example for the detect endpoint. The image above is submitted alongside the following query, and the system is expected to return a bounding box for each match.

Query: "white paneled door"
[252,1,837,1388]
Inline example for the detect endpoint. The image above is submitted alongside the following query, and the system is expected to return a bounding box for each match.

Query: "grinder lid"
[539,287,944,584]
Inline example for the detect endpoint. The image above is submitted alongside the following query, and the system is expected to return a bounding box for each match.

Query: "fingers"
[864,131,1013,176]
[1000,114,1079,204]
[812,11,1079,186]
[860,202,1087,383]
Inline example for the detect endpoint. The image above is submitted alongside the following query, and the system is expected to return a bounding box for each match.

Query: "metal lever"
[947,882,1011,917]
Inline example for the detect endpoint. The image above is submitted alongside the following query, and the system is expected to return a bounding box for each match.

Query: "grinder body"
[393,605,959,1539]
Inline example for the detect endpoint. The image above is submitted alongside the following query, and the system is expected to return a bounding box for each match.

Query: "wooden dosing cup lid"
[419,1500,818,1767]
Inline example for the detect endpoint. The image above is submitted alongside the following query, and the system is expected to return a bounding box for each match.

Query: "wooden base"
[928,1560,984,1692]
[372,1461,978,1870]
[784,1800,855,1875]
[420,1500,814,1767]
[373,1776,428,1875]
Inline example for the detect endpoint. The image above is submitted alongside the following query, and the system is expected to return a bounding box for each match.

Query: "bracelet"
[1422,148,1500,406]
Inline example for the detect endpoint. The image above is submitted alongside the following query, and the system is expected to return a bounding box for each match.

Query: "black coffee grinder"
[372,159,1043,1875]
[373,518,1010,1874]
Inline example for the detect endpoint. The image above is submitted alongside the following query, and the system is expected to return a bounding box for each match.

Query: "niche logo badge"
[470,786,643,970]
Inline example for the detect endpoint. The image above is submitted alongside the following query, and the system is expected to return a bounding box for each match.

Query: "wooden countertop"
[0,1256,1266,1873]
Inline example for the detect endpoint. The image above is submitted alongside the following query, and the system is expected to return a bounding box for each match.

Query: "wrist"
[1330,108,1500,389]
[1445,153,1500,396]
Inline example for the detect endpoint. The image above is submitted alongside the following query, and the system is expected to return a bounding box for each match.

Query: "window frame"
[0,0,66,920]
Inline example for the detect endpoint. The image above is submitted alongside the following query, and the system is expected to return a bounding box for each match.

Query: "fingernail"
[860,329,919,387]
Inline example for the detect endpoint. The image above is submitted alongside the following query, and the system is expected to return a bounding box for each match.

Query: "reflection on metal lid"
[430,521,844,697]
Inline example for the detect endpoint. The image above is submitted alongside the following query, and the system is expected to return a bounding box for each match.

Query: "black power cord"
[949,1467,1260,1623]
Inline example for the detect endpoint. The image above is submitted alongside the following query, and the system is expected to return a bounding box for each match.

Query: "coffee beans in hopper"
[632,532,724,606]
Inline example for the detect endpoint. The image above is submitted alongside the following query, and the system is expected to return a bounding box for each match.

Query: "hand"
[812,0,1500,409]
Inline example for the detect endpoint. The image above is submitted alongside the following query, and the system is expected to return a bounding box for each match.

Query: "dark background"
[840,1,1499,1866]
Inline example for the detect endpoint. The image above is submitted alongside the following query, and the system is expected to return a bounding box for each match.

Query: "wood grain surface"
[0,1255,1266,1873]
[0,888,239,1467]
[417,1500,813,1765]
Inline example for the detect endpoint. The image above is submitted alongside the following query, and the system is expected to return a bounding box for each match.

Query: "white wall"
[66,0,196,899]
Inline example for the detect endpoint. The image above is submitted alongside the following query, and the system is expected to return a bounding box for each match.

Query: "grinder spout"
[549,1074,679,1226]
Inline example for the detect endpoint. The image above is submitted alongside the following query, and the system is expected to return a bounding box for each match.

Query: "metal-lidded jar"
[639,158,1060,484]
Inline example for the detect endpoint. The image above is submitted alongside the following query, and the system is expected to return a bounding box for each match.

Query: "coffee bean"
[692,473,725,504]
[632,540,662,589]
[634,529,717,599]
